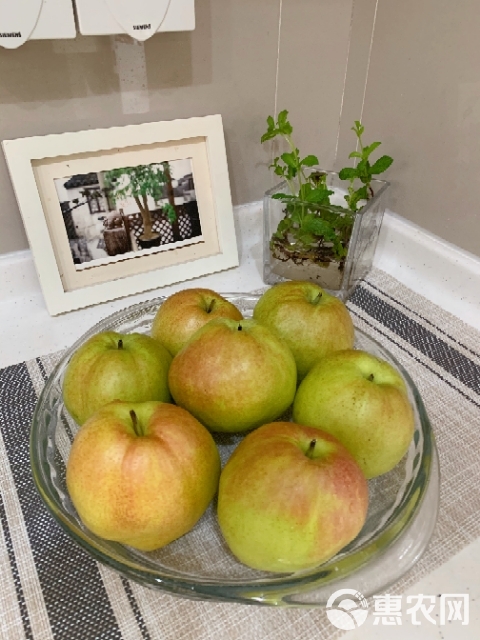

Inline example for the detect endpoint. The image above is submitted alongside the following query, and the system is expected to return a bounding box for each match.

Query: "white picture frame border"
[2,115,239,315]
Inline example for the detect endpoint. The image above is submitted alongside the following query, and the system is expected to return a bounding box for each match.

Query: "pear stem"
[130,410,142,437]
[238,324,243,331]
[206,298,216,313]
[368,373,374,382]
[118,339,124,350]
[306,439,317,459]
[312,292,323,305]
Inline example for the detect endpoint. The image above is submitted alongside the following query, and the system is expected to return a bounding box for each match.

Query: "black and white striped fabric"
[1,268,479,640]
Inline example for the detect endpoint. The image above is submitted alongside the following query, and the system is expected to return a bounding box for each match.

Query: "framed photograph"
[2,115,239,315]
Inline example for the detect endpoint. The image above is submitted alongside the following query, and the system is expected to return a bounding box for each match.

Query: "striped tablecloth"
[1,267,479,640]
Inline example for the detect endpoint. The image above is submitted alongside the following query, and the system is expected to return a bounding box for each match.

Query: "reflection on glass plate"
[30,294,440,606]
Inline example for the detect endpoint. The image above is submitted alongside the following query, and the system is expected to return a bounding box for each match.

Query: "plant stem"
[306,439,317,459]
[285,133,305,194]
[130,410,142,437]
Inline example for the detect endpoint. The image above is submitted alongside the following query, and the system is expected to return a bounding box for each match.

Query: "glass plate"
[30,294,440,606]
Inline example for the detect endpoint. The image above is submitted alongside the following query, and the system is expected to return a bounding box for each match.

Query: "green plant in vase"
[261,111,393,294]
[339,120,394,212]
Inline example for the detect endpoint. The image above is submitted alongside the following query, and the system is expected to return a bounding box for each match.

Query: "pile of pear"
[63,281,414,573]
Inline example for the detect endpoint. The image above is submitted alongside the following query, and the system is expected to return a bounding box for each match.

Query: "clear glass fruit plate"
[30,294,440,606]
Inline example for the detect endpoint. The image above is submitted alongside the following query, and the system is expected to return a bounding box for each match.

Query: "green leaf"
[276,218,292,233]
[345,185,369,211]
[334,215,355,230]
[370,155,394,174]
[354,121,365,136]
[338,167,357,180]
[304,187,333,204]
[273,110,293,136]
[302,215,337,241]
[300,155,319,167]
[261,131,277,143]
[296,233,316,246]
[278,110,289,126]
[348,151,362,159]
[356,159,369,179]
[363,141,381,157]
[334,242,349,258]
[355,186,369,200]
[267,115,275,129]
[289,205,304,224]
[281,152,297,169]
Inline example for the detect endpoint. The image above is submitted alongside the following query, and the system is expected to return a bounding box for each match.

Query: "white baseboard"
[374,211,480,331]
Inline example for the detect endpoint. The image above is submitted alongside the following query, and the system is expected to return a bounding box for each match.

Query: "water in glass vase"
[263,171,390,300]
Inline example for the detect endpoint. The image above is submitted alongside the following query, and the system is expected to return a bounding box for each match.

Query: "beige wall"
[3,0,479,260]
[337,0,480,258]
[0,0,353,255]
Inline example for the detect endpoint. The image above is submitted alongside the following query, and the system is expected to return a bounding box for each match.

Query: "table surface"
[1,202,479,639]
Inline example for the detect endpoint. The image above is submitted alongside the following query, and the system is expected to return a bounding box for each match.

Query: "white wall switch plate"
[31,0,76,41]
[76,0,195,39]
[104,0,170,41]
[0,0,76,49]
[0,0,44,49]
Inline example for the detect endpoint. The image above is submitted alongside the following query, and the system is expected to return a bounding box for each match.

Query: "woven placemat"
[1,267,479,640]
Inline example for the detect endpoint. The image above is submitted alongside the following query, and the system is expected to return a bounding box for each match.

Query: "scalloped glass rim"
[30,294,440,606]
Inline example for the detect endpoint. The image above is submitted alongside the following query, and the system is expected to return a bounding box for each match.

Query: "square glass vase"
[263,170,390,300]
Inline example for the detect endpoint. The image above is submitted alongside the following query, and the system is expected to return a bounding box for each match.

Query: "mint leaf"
[261,131,276,143]
[296,233,316,246]
[302,216,337,241]
[355,186,369,200]
[304,187,333,205]
[281,152,297,169]
[271,193,294,200]
[277,110,293,136]
[300,155,319,167]
[277,110,289,126]
[338,167,357,180]
[363,141,381,158]
[370,155,394,174]
[289,206,303,224]
[276,218,292,234]
[352,121,365,136]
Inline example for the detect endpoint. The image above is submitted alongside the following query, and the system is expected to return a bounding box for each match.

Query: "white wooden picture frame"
[2,115,239,315]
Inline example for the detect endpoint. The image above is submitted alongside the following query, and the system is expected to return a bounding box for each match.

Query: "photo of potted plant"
[54,159,203,269]
[104,162,178,250]
[261,111,393,298]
